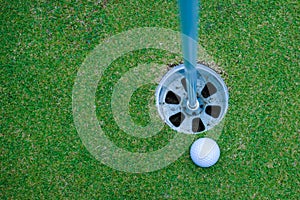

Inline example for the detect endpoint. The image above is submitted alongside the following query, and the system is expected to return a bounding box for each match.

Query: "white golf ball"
[190,138,220,168]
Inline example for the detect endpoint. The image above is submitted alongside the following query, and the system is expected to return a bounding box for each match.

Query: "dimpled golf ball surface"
[190,138,220,168]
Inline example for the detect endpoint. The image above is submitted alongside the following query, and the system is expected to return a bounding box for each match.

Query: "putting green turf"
[1,0,299,199]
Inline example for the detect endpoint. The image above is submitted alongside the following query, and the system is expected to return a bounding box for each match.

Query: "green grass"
[1,0,299,199]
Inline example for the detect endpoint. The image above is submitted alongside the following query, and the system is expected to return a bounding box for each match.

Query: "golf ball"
[190,138,220,168]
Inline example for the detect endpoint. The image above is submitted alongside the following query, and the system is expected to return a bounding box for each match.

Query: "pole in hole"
[155,64,229,134]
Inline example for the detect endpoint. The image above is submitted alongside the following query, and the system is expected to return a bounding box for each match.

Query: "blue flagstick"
[178,0,199,109]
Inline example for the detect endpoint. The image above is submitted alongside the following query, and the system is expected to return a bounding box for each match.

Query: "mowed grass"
[1,0,299,199]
